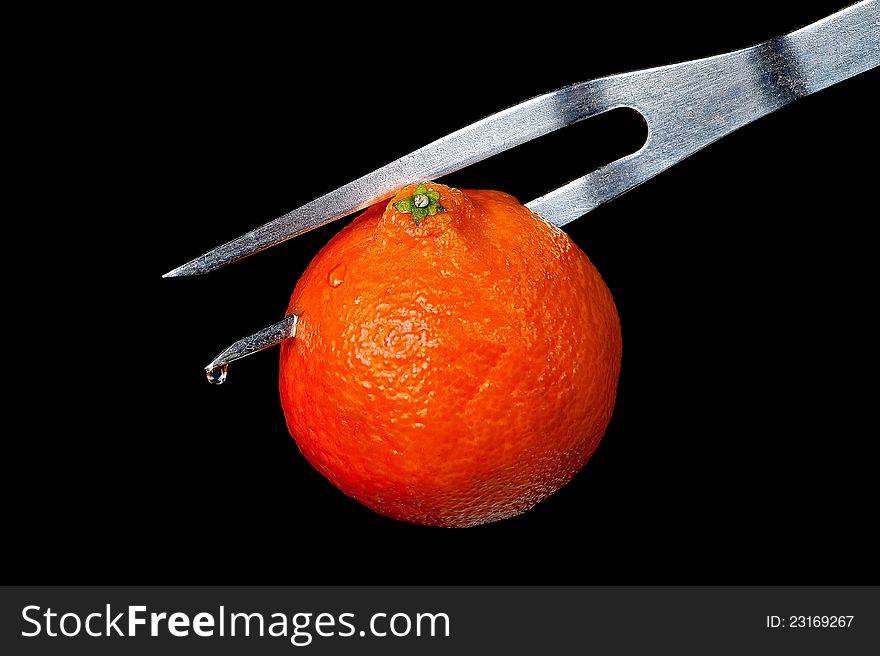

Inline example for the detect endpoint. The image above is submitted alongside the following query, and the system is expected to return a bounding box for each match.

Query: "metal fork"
[164,1,879,382]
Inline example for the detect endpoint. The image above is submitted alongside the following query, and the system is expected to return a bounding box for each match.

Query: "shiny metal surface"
[164,2,877,278]
[527,1,879,224]
[204,314,298,379]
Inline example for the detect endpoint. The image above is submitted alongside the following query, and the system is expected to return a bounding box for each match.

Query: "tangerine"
[279,182,621,527]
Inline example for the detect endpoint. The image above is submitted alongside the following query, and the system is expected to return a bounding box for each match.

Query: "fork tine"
[526,148,651,227]
[204,314,299,384]
[162,80,614,277]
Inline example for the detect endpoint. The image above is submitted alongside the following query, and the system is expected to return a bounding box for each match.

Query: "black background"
[12,2,877,584]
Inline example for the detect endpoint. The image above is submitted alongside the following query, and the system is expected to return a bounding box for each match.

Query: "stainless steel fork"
[163,1,879,380]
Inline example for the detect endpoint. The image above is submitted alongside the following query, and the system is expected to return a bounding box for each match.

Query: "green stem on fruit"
[393,183,445,225]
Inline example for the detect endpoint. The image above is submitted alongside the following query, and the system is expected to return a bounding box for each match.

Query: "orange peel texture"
[279,183,622,527]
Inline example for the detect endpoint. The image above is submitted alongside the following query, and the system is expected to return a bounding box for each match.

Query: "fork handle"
[784,0,880,98]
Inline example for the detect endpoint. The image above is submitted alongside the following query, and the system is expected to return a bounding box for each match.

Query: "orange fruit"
[279,182,621,527]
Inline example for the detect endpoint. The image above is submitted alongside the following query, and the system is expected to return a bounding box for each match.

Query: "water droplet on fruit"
[328,264,346,288]
[206,363,228,385]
